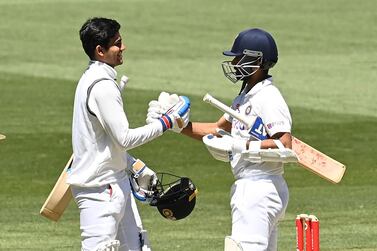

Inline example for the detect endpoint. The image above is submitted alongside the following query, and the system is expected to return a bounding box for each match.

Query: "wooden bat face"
[292,137,346,183]
[40,155,73,221]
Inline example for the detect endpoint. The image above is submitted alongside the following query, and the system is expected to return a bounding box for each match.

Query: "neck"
[244,73,268,93]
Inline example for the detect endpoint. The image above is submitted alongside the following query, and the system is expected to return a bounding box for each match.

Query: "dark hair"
[79,17,121,60]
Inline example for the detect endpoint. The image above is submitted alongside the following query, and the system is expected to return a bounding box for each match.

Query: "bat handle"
[203,93,255,129]
[202,93,212,103]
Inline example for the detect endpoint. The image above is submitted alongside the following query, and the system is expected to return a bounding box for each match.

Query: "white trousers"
[71,177,143,251]
[230,175,289,251]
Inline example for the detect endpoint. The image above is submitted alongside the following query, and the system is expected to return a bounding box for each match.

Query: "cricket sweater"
[67,61,163,187]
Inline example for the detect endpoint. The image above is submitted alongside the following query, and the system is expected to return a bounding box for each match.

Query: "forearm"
[181,122,219,141]
[247,132,292,149]
[97,104,164,150]
[182,115,232,141]
[91,84,164,150]
[120,122,163,150]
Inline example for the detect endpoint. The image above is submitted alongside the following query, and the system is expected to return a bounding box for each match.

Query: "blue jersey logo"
[248,117,268,140]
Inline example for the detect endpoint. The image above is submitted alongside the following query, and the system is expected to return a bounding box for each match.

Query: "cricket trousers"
[230,174,289,251]
[71,177,143,251]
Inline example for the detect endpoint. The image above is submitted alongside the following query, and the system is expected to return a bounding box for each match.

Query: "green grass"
[1,73,376,250]
[0,0,376,250]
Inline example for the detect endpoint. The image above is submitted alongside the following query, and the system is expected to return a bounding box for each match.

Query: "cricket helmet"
[222,28,278,83]
[149,173,198,221]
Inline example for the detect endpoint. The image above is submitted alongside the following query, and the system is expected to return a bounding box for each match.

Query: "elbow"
[272,132,292,149]
[280,132,292,149]
[112,130,134,151]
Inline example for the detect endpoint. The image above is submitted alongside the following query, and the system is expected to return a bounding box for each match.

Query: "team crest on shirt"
[245,105,252,115]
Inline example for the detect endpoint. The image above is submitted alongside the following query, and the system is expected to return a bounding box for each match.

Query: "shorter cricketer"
[181,28,291,251]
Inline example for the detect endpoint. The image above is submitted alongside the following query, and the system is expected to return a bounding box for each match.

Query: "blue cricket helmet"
[223,28,278,69]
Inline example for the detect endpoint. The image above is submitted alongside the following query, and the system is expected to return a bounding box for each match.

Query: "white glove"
[146,92,190,133]
[242,139,299,163]
[130,159,158,192]
[202,134,259,162]
[164,96,190,132]
[146,92,179,124]
[204,131,296,163]
[146,100,164,124]
[158,91,179,110]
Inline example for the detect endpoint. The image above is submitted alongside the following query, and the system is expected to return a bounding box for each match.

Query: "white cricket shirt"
[67,61,163,187]
[224,77,292,178]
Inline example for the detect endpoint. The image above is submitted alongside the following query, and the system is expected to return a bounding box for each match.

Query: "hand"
[158,91,179,110]
[202,134,258,162]
[131,159,158,192]
[163,96,190,133]
[146,100,164,124]
[146,92,191,133]
[146,92,180,124]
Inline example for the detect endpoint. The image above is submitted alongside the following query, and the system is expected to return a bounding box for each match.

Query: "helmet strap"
[238,79,248,95]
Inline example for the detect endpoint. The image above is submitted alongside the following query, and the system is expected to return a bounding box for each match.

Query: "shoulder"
[254,84,289,109]
[90,79,120,99]
[259,83,285,99]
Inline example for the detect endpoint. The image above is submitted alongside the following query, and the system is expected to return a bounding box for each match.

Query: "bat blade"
[0,134,6,141]
[40,154,73,221]
[224,236,243,251]
[202,93,346,183]
[292,137,346,183]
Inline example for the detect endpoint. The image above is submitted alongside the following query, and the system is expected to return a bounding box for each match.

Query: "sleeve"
[88,80,163,150]
[259,87,292,137]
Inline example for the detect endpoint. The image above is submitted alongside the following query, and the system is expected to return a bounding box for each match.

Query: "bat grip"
[203,93,255,129]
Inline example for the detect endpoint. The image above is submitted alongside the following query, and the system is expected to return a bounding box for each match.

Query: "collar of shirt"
[89,60,117,81]
[243,76,273,98]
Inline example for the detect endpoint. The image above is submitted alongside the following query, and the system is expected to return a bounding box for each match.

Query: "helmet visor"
[221,52,262,83]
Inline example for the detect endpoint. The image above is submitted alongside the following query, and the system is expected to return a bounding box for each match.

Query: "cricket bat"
[0,134,6,141]
[203,93,346,184]
[40,154,73,221]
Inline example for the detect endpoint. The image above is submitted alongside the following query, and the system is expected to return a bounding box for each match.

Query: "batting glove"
[159,96,190,132]
[146,92,191,133]
[146,92,181,124]
[202,134,260,162]
[130,159,158,193]
[146,100,164,124]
